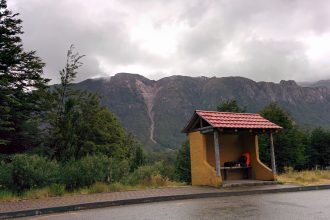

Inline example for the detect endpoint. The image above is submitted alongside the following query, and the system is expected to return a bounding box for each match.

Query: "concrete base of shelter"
[222,180,278,188]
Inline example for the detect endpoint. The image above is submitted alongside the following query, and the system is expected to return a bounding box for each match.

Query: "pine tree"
[0,0,49,153]
[48,46,137,161]
[259,103,308,171]
[175,141,191,183]
[309,128,330,169]
[55,45,84,121]
[217,99,246,113]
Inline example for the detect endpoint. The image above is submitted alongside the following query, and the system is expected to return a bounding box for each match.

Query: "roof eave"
[181,111,200,133]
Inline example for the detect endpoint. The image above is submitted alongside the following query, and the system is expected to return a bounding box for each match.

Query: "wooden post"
[269,132,277,175]
[214,129,221,177]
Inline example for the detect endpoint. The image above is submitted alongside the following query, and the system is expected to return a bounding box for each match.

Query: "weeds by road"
[0,179,185,202]
[278,168,330,185]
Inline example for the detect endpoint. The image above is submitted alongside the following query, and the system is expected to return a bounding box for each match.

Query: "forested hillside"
[75,73,330,149]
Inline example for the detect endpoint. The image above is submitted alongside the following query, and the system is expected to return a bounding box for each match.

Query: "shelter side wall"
[249,135,275,180]
[189,132,221,186]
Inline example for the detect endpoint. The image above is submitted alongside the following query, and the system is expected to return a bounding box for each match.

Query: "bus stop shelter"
[182,110,282,187]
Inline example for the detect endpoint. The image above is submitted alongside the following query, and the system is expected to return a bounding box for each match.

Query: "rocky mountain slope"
[75,73,330,150]
[300,79,330,89]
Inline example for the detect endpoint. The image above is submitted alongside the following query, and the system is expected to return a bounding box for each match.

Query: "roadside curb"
[2,184,330,219]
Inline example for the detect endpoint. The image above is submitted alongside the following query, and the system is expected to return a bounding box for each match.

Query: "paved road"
[19,190,330,220]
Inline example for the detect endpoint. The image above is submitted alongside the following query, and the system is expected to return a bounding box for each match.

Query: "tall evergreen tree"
[47,46,143,161]
[0,0,49,153]
[216,99,246,113]
[259,103,308,171]
[175,141,191,183]
[309,128,330,169]
[55,45,84,121]
[124,132,146,171]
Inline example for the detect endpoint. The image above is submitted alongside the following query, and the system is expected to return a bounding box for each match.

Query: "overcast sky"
[8,0,330,83]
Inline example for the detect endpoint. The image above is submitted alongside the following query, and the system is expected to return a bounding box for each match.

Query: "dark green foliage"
[0,0,49,153]
[217,99,246,112]
[76,73,154,150]
[72,94,127,159]
[0,160,11,189]
[47,46,133,161]
[0,2,158,194]
[126,165,159,185]
[129,145,146,171]
[0,154,59,192]
[59,156,130,190]
[148,150,176,180]
[259,103,308,171]
[259,103,294,130]
[148,149,176,164]
[0,154,132,192]
[51,92,127,160]
[55,45,84,120]
[109,158,130,183]
[49,183,65,196]
[123,132,147,171]
[154,160,176,181]
[174,141,191,183]
[258,134,271,166]
[309,128,330,169]
[60,155,112,190]
[48,46,85,160]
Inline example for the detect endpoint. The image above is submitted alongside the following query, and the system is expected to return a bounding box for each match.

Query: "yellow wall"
[189,132,221,186]
[189,131,275,186]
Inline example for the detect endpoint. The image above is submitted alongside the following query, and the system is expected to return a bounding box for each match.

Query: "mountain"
[299,79,330,89]
[75,73,330,150]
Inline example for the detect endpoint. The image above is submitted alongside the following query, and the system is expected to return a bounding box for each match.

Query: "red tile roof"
[196,110,282,129]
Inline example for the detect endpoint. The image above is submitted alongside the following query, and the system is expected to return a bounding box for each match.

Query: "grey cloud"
[9,0,330,83]
[174,0,329,81]
[13,0,164,82]
[237,39,310,81]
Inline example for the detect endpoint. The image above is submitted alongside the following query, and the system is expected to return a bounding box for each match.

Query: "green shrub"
[109,159,130,183]
[149,174,170,187]
[0,154,59,192]
[126,165,159,185]
[23,187,51,199]
[60,155,112,190]
[153,161,176,180]
[88,182,110,194]
[108,182,127,192]
[0,189,16,201]
[49,184,65,196]
[0,161,11,189]
[174,141,191,183]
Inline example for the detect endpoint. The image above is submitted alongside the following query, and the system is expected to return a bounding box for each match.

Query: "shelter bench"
[220,166,252,180]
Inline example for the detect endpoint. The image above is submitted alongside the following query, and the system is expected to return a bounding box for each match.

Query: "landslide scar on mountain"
[135,79,160,144]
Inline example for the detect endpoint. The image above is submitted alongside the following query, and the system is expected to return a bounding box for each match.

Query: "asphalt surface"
[18,189,330,220]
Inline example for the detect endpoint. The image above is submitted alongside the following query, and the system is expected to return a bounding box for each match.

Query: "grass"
[0,190,18,201]
[277,168,330,186]
[0,176,185,202]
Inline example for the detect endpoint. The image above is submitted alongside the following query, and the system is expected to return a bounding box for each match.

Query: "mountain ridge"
[74,73,330,150]
[299,79,330,88]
